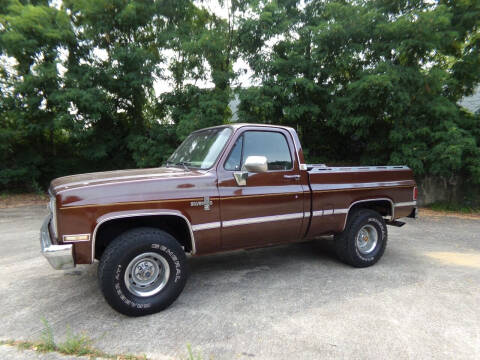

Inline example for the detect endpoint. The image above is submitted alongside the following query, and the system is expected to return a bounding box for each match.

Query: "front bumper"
[40,215,75,270]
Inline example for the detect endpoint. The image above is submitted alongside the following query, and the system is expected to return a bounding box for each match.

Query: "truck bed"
[305,165,416,238]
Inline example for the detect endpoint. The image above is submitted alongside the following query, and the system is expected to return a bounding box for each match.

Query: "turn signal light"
[413,186,418,200]
[63,234,90,242]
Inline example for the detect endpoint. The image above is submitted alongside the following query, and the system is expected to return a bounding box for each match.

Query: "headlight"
[49,195,58,238]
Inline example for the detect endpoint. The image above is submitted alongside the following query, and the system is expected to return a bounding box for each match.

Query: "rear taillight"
[413,186,418,200]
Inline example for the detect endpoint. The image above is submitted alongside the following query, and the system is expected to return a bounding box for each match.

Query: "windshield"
[166,127,232,169]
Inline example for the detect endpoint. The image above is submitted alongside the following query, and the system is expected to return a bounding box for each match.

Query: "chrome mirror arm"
[233,171,248,186]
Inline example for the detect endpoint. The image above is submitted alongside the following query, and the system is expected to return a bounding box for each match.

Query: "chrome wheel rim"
[124,252,170,297]
[355,224,378,255]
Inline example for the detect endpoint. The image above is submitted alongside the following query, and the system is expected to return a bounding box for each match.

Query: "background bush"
[1,0,479,204]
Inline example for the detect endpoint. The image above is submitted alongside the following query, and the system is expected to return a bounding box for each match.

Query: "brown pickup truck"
[41,123,417,316]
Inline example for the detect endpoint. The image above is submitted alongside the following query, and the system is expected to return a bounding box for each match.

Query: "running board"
[386,220,405,227]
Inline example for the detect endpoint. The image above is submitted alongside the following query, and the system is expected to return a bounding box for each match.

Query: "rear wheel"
[98,227,187,316]
[334,209,387,267]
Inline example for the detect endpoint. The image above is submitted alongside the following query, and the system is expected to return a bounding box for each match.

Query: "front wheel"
[334,209,387,267]
[98,227,187,316]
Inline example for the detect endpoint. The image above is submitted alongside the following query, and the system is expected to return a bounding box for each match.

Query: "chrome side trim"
[310,180,412,192]
[394,201,417,207]
[60,196,210,210]
[222,212,304,228]
[309,165,410,173]
[221,191,303,200]
[341,198,395,231]
[192,222,221,231]
[91,211,196,262]
[311,208,348,217]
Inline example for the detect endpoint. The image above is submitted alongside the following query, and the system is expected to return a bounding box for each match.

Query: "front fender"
[90,209,196,263]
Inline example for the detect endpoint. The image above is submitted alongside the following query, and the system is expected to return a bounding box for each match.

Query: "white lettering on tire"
[114,264,152,309]
[151,243,182,283]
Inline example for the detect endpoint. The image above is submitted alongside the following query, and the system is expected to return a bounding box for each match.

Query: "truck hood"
[50,167,204,194]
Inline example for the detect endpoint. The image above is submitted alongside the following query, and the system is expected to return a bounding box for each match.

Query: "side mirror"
[243,156,268,173]
[233,156,268,186]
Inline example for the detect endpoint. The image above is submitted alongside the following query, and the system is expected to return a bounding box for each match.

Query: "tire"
[98,227,187,316]
[334,209,387,268]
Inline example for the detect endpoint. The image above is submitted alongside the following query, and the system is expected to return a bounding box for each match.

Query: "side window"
[243,131,293,170]
[224,131,293,171]
[224,135,243,171]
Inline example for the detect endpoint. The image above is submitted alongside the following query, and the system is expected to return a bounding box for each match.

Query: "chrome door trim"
[222,212,304,228]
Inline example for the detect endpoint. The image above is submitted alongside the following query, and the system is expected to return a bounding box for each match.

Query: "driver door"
[217,127,306,250]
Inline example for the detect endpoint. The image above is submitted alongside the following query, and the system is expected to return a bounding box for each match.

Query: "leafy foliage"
[0,0,75,190]
[0,0,479,196]
[238,0,480,183]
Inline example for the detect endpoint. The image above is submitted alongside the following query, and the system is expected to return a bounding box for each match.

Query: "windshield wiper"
[165,160,191,171]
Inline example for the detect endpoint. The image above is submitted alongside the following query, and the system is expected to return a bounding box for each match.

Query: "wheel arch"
[341,198,394,232]
[92,210,195,262]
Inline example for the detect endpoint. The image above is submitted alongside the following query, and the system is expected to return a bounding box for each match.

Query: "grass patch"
[0,320,208,360]
[185,344,204,360]
[57,329,95,356]
[37,317,56,352]
[0,319,147,359]
[426,202,480,214]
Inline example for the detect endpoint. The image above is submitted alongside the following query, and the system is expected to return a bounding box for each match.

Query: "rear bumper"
[40,215,75,270]
[408,207,418,219]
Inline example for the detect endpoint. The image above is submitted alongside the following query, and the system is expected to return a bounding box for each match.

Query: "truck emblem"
[190,196,213,211]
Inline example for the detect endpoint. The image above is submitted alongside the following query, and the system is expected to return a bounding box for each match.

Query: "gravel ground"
[0,205,479,359]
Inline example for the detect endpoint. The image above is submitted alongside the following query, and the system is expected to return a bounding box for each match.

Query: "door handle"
[283,174,301,180]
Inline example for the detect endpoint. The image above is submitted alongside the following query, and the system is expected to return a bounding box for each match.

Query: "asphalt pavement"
[0,205,479,359]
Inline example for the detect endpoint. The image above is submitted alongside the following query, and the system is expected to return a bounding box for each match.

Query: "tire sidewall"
[100,230,187,316]
[350,213,387,264]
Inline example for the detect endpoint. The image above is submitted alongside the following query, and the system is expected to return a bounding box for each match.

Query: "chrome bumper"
[40,215,75,270]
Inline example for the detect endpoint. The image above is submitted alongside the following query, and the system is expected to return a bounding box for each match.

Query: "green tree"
[161,0,245,140]
[1,0,479,204]
[0,0,75,190]
[61,0,169,171]
[238,0,480,184]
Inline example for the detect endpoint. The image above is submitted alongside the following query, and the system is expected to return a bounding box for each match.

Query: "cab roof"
[193,123,295,133]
